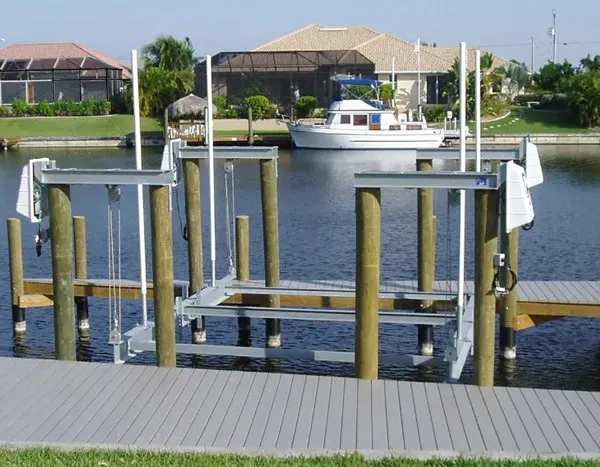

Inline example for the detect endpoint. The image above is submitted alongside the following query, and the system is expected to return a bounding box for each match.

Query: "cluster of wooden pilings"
[354,159,519,387]
[6,155,519,388]
[6,157,283,364]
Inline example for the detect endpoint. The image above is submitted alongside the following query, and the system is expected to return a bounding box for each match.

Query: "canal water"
[0,145,599,390]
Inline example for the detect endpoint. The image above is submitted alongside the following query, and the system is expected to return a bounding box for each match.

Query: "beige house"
[253,24,511,110]
[204,24,512,111]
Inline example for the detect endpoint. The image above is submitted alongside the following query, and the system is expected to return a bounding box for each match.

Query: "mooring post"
[355,187,381,380]
[183,158,205,344]
[417,159,435,356]
[236,215,251,336]
[150,184,176,367]
[499,226,519,360]
[248,107,254,146]
[7,218,26,335]
[260,158,281,348]
[48,185,76,361]
[73,216,89,333]
[474,190,499,386]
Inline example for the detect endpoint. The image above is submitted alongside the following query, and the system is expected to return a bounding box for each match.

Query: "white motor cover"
[519,140,544,188]
[15,158,50,223]
[502,161,535,233]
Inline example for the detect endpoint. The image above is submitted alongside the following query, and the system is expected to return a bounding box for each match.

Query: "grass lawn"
[0,115,163,138]
[0,449,598,467]
[478,108,595,134]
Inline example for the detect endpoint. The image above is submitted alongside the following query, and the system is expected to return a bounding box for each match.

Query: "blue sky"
[1,0,599,70]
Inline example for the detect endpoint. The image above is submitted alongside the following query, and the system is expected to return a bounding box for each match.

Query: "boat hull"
[289,124,444,150]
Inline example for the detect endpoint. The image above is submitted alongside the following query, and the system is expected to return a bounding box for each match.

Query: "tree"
[580,54,600,72]
[532,60,575,93]
[142,35,198,72]
[443,52,502,118]
[126,67,194,117]
[500,63,531,100]
[566,71,600,128]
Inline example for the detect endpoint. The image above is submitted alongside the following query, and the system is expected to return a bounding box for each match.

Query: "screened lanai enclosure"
[0,56,125,105]
[196,50,376,108]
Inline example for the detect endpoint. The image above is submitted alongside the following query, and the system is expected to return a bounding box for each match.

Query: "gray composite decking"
[231,279,600,305]
[1,357,600,458]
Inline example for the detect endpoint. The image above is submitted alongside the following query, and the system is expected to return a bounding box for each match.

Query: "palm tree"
[499,63,531,99]
[142,36,198,72]
[580,54,600,72]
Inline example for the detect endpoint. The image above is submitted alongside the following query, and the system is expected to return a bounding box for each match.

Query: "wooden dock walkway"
[1,357,600,459]
[21,278,600,331]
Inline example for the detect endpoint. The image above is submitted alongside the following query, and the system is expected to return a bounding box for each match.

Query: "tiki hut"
[167,93,216,121]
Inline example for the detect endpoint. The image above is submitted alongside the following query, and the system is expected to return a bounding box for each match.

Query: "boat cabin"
[324,99,425,131]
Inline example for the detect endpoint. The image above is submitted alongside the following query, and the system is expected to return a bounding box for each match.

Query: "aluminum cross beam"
[41,167,177,186]
[415,147,520,161]
[354,171,500,190]
[178,146,278,160]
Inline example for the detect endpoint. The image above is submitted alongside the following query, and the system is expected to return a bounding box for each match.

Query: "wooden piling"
[183,158,205,344]
[150,185,176,367]
[7,218,25,335]
[355,187,381,380]
[499,226,519,360]
[417,159,435,356]
[474,190,499,386]
[73,216,89,333]
[260,158,281,348]
[48,185,76,361]
[248,107,254,146]
[236,215,251,335]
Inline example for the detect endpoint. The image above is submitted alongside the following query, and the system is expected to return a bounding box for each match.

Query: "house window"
[340,114,351,124]
[353,114,367,126]
[426,75,449,105]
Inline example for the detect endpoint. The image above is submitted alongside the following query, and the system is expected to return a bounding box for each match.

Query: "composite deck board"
[520,388,567,452]
[245,373,281,448]
[259,373,293,449]
[227,372,268,449]
[383,380,404,450]
[425,383,453,451]
[548,390,598,451]
[308,376,332,450]
[412,382,436,450]
[558,281,584,304]
[398,381,420,451]
[2,358,600,457]
[147,369,208,446]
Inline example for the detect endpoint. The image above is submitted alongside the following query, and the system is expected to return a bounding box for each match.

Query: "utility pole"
[531,36,535,72]
[551,10,557,64]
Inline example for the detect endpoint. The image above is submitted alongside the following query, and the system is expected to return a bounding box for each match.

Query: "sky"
[1,0,599,70]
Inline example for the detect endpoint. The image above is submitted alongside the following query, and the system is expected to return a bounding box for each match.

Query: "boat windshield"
[326,113,335,124]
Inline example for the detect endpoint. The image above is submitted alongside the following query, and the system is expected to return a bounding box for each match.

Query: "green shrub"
[34,100,55,116]
[483,94,509,117]
[243,95,271,120]
[294,95,319,118]
[213,96,227,112]
[313,108,328,119]
[513,93,544,106]
[224,107,239,119]
[532,93,568,110]
[11,99,28,116]
[424,104,447,123]
[379,83,394,103]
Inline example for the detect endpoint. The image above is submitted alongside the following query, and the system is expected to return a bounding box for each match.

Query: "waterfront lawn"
[0,449,599,467]
[481,108,593,134]
[0,115,163,138]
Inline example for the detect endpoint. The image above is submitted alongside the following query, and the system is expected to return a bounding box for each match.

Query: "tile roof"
[253,24,512,73]
[0,43,132,78]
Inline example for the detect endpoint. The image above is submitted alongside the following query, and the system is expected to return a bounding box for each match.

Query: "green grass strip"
[0,448,598,467]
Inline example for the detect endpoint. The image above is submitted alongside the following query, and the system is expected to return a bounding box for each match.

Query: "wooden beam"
[518,302,600,318]
[514,314,562,331]
[19,294,54,308]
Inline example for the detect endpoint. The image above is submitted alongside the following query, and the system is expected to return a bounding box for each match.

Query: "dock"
[1,356,599,459]
[20,277,600,331]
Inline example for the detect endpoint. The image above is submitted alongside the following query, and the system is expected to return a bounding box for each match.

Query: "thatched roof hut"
[167,93,217,121]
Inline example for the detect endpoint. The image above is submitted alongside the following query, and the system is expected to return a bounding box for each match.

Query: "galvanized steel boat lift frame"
[119,139,540,384]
